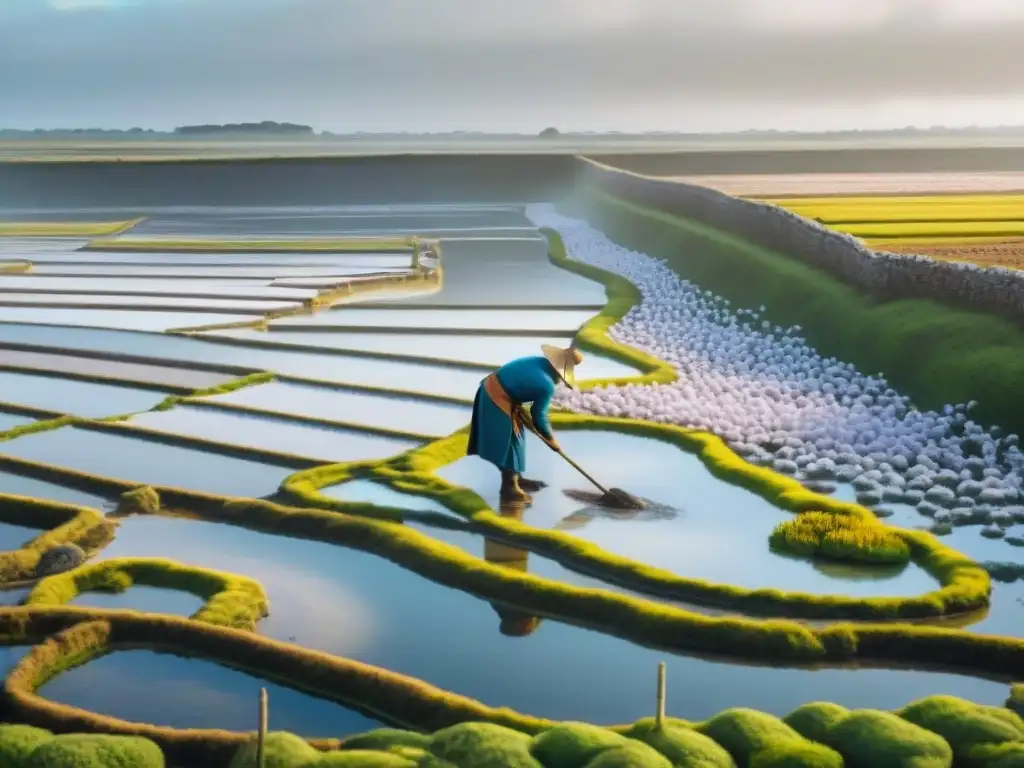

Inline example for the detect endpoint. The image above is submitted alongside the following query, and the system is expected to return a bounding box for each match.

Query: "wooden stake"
[256,687,268,768]
[655,662,666,729]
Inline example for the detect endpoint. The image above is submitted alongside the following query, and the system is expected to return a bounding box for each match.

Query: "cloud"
[2,0,1023,132]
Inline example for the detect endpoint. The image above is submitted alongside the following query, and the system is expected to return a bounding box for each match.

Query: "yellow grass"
[835,221,1024,239]
[0,219,143,237]
[782,204,1024,224]
[761,194,1024,245]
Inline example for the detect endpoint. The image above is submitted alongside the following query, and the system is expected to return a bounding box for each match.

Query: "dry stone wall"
[578,158,1024,321]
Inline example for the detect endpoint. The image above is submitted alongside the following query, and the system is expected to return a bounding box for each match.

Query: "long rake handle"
[520,412,610,496]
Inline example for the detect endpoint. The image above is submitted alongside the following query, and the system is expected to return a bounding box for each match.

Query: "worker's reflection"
[484,501,542,637]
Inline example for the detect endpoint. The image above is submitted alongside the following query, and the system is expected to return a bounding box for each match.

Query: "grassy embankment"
[0,219,145,237]
[571,191,1024,439]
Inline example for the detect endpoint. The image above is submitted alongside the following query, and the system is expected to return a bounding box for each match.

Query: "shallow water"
[71,585,207,618]
[0,589,29,606]
[0,426,293,497]
[437,430,940,599]
[398,239,609,307]
[0,309,253,332]
[270,308,597,333]
[0,411,32,432]
[832,486,1024,638]
[0,520,40,551]
[130,405,418,463]
[41,649,380,737]
[0,293,298,313]
[329,479,734,613]
[0,370,169,417]
[131,209,529,237]
[0,324,484,400]
[0,471,113,510]
[30,264,407,279]
[0,349,234,391]
[207,329,642,381]
[12,253,412,269]
[211,380,471,438]
[82,513,1010,727]
[0,646,29,677]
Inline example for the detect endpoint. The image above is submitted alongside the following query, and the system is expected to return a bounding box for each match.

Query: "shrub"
[697,709,841,768]
[230,732,319,768]
[341,730,430,754]
[307,751,417,767]
[529,723,629,768]
[625,719,736,768]
[822,710,953,768]
[748,742,844,768]
[429,723,541,768]
[897,695,1024,761]
[783,703,849,744]
[0,725,52,765]
[769,512,911,565]
[25,734,164,768]
[582,742,672,768]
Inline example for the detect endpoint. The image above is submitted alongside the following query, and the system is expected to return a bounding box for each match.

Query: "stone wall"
[578,158,1024,321]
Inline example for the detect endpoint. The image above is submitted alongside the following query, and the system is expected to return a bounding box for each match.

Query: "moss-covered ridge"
[0,218,145,237]
[0,493,115,584]
[0,480,1021,763]
[2,465,1019,708]
[26,557,269,630]
[285,413,991,622]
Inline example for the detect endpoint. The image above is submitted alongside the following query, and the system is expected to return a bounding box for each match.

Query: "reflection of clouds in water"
[97,518,376,656]
[206,554,376,656]
[45,663,249,729]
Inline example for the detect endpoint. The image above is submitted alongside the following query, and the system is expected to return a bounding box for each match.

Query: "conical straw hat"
[541,344,583,390]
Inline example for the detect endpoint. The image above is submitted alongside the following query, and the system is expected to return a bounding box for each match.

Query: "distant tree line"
[173,121,314,136]
[0,127,159,137]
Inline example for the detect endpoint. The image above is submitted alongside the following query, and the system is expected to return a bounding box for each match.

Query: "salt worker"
[466,344,584,503]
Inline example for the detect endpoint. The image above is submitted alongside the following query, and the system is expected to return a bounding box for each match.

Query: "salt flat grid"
[0,348,234,391]
[26,264,408,278]
[267,306,597,332]
[0,293,300,312]
[3,199,1024,743]
[0,278,320,301]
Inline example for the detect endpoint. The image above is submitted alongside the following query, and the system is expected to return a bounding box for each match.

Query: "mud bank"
[0,155,578,209]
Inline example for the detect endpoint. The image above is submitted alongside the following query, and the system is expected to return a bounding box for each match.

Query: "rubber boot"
[518,477,547,493]
[500,470,531,503]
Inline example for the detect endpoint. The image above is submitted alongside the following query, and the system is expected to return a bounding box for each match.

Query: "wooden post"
[256,687,268,768]
[655,662,666,729]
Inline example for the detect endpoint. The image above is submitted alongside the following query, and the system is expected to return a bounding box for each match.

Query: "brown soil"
[882,238,1024,269]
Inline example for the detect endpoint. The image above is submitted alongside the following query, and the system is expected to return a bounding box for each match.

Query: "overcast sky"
[3,0,1024,133]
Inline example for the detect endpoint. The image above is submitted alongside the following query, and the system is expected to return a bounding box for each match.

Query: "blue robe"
[466,356,557,473]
